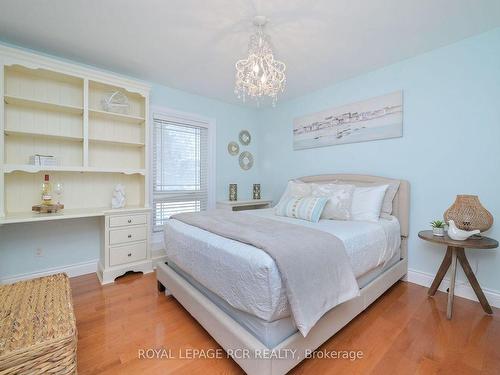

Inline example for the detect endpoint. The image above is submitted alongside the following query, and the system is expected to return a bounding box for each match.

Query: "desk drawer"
[109,214,147,228]
[109,241,147,266]
[109,226,147,245]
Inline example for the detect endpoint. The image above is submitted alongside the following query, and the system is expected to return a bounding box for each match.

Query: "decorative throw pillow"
[350,185,389,222]
[311,183,355,220]
[379,181,400,215]
[334,179,400,215]
[275,180,312,207]
[275,196,328,223]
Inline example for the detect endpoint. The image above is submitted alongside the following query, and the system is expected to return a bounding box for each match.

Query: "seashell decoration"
[101,91,129,114]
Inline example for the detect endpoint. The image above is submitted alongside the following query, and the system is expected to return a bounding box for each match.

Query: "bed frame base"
[157,280,172,296]
[156,256,408,375]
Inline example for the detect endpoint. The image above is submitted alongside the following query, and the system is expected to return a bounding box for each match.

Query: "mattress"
[164,208,401,322]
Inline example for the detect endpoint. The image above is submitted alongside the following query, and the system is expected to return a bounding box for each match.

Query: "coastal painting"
[293,91,403,150]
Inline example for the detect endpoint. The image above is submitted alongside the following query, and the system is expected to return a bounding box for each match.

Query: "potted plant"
[430,220,446,236]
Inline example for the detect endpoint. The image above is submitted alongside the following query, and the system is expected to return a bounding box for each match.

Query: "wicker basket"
[0,273,77,374]
[444,195,493,232]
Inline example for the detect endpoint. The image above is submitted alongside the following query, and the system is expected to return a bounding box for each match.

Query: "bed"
[156,174,410,375]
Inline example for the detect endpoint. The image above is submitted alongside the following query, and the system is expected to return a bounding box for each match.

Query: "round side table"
[418,230,498,319]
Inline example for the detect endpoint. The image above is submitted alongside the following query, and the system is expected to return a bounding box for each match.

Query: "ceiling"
[1,0,500,106]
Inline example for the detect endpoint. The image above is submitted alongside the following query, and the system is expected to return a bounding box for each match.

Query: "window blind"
[153,116,209,231]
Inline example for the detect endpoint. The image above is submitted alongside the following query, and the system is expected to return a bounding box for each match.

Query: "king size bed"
[156,174,410,374]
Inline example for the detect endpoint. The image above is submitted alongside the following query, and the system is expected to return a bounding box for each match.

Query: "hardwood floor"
[71,272,500,375]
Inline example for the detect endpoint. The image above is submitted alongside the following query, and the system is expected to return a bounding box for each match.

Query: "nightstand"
[418,230,498,319]
[216,199,272,211]
[97,208,153,284]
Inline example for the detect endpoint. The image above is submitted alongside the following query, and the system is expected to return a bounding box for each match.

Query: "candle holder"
[229,184,238,201]
[253,184,261,200]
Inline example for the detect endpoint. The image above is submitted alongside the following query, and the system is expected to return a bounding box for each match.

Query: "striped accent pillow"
[275,196,328,223]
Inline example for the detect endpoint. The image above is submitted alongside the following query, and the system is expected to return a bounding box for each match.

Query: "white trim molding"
[149,105,217,209]
[0,43,151,95]
[0,259,98,284]
[406,268,500,309]
[149,105,217,236]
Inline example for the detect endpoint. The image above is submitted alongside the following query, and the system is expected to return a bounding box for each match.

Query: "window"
[152,111,214,232]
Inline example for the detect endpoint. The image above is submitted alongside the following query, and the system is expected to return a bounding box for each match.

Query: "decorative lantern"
[253,184,261,200]
[444,195,493,232]
[229,184,238,201]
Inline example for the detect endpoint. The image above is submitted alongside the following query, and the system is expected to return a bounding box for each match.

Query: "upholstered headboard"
[297,174,410,239]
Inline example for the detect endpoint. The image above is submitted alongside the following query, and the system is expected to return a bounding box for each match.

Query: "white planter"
[432,227,445,236]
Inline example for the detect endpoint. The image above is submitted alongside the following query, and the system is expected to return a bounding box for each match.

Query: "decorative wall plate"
[239,151,254,170]
[227,141,239,156]
[239,130,251,145]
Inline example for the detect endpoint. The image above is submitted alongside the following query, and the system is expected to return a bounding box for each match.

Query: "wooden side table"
[418,230,498,319]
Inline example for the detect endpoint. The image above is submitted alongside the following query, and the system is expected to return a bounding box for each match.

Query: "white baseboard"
[0,259,98,284]
[3,256,498,310]
[0,247,167,284]
[407,268,500,309]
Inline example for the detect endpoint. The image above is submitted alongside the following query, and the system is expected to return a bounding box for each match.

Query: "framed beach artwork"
[293,91,403,150]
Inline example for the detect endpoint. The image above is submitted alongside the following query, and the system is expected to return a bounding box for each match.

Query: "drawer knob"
[128,219,132,223]
[127,253,132,257]
[127,234,132,238]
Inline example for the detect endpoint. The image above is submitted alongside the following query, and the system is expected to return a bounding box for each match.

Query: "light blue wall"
[0,218,101,278]
[257,28,500,292]
[2,28,500,293]
[0,43,260,279]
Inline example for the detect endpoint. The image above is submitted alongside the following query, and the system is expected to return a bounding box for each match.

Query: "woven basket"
[0,273,77,374]
[444,195,493,232]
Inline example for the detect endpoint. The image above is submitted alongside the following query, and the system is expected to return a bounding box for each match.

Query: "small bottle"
[41,174,53,205]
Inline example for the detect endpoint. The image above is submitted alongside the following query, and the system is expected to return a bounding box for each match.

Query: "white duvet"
[163,208,401,322]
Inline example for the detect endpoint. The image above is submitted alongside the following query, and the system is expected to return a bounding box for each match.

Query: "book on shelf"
[29,154,59,167]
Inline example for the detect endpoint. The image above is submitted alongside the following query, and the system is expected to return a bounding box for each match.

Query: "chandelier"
[234,16,286,106]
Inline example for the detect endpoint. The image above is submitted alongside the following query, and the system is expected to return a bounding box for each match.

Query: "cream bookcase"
[0,45,153,284]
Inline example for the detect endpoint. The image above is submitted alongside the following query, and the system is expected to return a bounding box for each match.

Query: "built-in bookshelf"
[0,45,151,223]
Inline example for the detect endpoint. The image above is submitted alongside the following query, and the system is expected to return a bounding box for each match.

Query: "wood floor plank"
[72,272,498,374]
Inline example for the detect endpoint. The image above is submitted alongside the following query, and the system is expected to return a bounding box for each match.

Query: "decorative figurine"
[447,220,480,241]
[111,184,126,209]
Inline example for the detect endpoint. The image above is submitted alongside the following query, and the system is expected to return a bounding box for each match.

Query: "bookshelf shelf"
[4,94,84,115]
[89,108,145,124]
[4,129,83,142]
[3,164,146,176]
[88,137,145,147]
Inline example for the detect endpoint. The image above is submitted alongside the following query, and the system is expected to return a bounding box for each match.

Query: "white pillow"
[276,180,312,207]
[380,181,400,215]
[311,183,355,220]
[333,179,400,215]
[351,185,389,222]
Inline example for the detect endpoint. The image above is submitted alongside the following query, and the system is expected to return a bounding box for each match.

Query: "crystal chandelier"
[234,16,286,106]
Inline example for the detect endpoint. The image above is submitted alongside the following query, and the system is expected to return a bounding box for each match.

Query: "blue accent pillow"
[275,196,328,223]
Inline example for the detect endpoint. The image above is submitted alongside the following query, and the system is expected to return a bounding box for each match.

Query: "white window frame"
[150,106,216,243]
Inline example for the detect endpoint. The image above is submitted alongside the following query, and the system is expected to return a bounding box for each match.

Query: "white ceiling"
[1,0,500,106]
